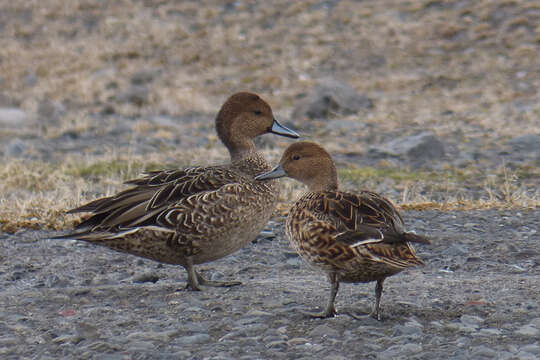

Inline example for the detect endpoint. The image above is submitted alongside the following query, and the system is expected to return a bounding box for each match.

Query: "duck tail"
[47,231,92,240]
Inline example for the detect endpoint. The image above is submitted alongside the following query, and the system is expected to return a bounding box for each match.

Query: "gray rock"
[4,138,27,157]
[521,345,540,355]
[369,131,445,164]
[393,322,424,336]
[460,314,484,327]
[176,333,211,345]
[173,351,192,358]
[116,86,149,106]
[0,93,14,107]
[44,274,72,288]
[292,79,373,120]
[256,230,276,241]
[445,322,478,333]
[126,330,175,342]
[81,341,122,352]
[51,334,82,344]
[38,99,65,126]
[379,343,422,358]
[323,356,348,360]
[0,337,19,346]
[285,257,302,267]
[325,119,366,132]
[0,108,28,127]
[479,328,502,336]
[131,69,160,85]
[126,341,156,351]
[309,324,340,338]
[265,340,287,349]
[132,272,160,283]
[232,323,268,335]
[234,316,264,326]
[470,345,498,358]
[516,325,539,336]
[245,309,273,317]
[210,271,225,281]
[23,72,39,87]
[516,351,538,360]
[442,243,469,257]
[288,337,310,346]
[149,115,179,127]
[507,134,540,154]
[530,317,540,328]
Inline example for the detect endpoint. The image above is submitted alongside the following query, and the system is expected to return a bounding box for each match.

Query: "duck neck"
[216,112,258,162]
[226,139,257,162]
[308,165,338,192]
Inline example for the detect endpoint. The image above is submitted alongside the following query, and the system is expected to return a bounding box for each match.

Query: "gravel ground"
[1,209,539,359]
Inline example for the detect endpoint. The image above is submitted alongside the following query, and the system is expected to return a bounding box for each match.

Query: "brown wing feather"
[287,191,428,272]
[70,166,248,231]
[304,190,404,234]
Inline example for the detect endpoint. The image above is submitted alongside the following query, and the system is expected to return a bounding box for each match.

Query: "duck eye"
[254,110,262,115]
[292,155,300,161]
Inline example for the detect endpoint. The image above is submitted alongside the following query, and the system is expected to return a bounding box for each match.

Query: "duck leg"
[184,258,242,290]
[345,278,385,321]
[302,272,339,318]
[369,279,384,321]
[195,271,242,288]
[184,258,203,291]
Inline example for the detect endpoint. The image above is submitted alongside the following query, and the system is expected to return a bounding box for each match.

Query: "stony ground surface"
[1,0,540,359]
[1,209,539,360]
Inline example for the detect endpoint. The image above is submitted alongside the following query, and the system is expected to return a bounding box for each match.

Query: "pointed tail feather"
[66,197,112,214]
[48,231,93,240]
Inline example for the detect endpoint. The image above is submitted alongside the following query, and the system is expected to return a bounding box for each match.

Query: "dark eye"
[254,110,262,115]
[292,155,300,161]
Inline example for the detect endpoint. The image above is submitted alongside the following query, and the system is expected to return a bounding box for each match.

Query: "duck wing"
[300,190,430,246]
[67,166,247,232]
[289,192,426,270]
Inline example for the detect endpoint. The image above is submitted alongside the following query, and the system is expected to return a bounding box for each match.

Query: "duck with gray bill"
[52,92,299,292]
[256,141,430,320]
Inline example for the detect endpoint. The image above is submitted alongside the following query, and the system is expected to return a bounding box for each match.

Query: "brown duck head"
[256,141,338,192]
[215,92,299,161]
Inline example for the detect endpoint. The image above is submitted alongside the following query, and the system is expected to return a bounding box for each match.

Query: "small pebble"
[516,325,539,337]
[310,324,340,338]
[520,344,540,355]
[176,334,211,345]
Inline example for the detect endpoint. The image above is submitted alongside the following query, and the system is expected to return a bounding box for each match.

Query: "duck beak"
[255,164,287,181]
[270,119,299,138]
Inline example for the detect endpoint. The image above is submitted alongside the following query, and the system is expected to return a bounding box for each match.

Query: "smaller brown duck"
[256,141,430,320]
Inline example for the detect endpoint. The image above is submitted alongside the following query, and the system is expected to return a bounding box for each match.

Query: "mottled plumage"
[54,92,299,291]
[256,141,429,319]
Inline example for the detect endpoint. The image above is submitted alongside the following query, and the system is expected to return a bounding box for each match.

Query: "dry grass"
[1,0,539,232]
[1,153,538,233]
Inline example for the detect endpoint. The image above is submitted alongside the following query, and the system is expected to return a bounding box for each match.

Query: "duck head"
[216,92,299,160]
[256,141,338,192]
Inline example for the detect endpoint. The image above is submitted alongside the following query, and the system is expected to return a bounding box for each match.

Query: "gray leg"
[302,272,339,318]
[184,258,241,291]
[184,258,202,291]
[370,279,384,321]
[345,278,385,321]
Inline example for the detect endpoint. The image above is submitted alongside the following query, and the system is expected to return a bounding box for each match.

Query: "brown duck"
[54,92,299,291]
[256,141,429,319]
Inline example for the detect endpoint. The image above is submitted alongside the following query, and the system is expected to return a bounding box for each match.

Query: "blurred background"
[0,0,539,231]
